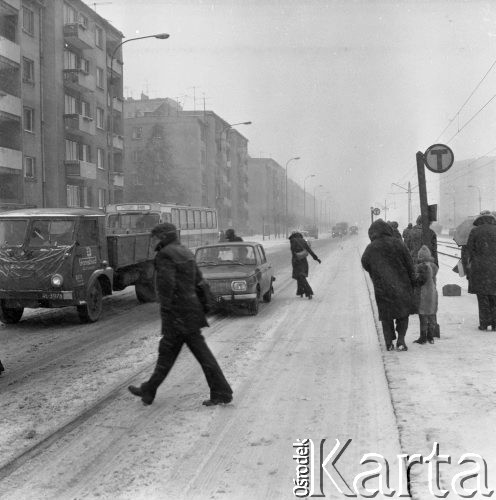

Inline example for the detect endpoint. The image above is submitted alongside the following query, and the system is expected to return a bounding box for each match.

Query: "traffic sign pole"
[416,151,431,247]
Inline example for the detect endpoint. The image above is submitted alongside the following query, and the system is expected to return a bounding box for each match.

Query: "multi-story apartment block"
[123,96,250,232]
[0,0,123,211]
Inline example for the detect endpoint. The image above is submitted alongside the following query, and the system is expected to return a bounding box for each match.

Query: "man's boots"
[413,331,427,344]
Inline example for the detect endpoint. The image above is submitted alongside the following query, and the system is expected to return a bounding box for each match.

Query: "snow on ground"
[1,233,495,499]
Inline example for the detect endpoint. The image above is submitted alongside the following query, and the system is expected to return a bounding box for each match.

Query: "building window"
[22,7,34,35]
[81,100,91,118]
[97,148,104,169]
[67,185,80,207]
[98,188,106,209]
[132,127,142,140]
[96,107,104,129]
[79,57,89,74]
[82,186,92,207]
[22,58,34,84]
[95,26,103,48]
[96,67,104,89]
[63,50,78,70]
[64,94,77,114]
[23,107,34,132]
[132,150,143,162]
[80,143,90,162]
[24,156,35,178]
[65,139,78,161]
[63,3,77,24]
[78,13,89,29]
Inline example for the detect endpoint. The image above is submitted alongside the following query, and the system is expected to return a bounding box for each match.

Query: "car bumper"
[216,293,257,302]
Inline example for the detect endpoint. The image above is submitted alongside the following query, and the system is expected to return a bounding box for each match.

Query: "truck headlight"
[231,280,247,292]
[51,274,63,287]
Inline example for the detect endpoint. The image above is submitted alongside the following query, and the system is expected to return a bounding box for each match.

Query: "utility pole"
[391,181,418,224]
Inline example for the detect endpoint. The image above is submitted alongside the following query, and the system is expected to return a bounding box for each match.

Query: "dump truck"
[0,208,156,324]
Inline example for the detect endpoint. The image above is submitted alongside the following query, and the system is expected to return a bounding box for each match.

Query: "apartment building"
[123,97,250,232]
[0,0,123,211]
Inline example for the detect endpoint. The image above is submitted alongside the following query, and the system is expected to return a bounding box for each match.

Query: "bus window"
[200,210,206,229]
[179,209,187,229]
[194,210,200,229]
[206,211,212,229]
[186,209,193,229]
[172,209,179,227]
[161,212,172,223]
[212,211,217,229]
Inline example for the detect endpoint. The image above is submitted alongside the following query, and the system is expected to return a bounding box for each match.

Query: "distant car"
[195,242,275,315]
[349,225,358,235]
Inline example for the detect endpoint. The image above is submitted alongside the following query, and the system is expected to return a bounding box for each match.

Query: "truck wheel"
[0,300,24,324]
[135,281,156,303]
[77,280,103,323]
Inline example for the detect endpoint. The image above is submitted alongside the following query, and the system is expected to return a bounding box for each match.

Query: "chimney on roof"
[141,92,149,100]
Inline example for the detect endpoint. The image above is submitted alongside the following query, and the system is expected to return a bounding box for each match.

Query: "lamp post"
[468,185,482,213]
[313,184,323,229]
[285,156,301,236]
[303,174,315,225]
[108,33,170,204]
[217,121,251,228]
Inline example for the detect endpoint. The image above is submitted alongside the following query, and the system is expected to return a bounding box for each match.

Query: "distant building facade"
[123,97,250,232]
[439,157,496,230]
[0,0,124,210]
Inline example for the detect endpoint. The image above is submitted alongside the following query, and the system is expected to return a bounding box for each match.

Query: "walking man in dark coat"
[128,223,233,406]
[361,219,417,351]
[465,211,496,330]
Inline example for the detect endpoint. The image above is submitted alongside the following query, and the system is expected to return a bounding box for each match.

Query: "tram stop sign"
[424,144,454,173]
[373,207,380,216]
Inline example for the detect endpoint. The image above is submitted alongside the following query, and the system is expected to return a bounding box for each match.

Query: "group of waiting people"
[362,210,496,351]
[362,216,438,351]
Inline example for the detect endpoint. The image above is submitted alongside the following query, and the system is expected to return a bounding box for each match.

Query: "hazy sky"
[85,0,496,226]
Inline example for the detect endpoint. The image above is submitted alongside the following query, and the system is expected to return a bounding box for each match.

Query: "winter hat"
[225,229,235,238]
[151,223,178,239]
[474,211,496,226]
[417,245,432,263]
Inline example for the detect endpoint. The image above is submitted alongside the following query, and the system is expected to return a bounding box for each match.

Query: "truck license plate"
[41,292,63,300]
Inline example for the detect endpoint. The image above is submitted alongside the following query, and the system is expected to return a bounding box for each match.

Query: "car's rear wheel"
[0,300,24,324]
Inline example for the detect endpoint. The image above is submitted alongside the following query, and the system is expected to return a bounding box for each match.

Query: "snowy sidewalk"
[369,246,496,499]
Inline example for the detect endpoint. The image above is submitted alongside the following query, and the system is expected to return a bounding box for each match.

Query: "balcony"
[63,23,94,50]
[65,160,97,180]
[0,36,20,64]
[107,54,122,78]
[64,114,96,136]
[113,172,124,187]
[0,92,21,117]
[63,69,96,93]
[0,146,22,170]
[112,134,123,150]
[112,97,123,113]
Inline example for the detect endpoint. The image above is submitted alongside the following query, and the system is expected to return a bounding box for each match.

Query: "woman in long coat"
[289,232,321,299]
[361,219,417,351]
[465,211,496,330]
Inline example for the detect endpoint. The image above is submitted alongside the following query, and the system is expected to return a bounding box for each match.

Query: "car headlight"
[231,280,247,292]
[51,274,63,287]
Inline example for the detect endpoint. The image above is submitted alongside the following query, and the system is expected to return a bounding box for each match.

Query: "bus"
[105,202,219,249]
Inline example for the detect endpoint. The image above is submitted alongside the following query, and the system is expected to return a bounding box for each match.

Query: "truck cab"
[0,208,112,324]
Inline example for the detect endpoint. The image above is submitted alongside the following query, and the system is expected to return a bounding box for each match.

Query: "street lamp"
[468,185,482,213]
[216,121,251,228]
[285,156,301,236]
[108,33,170,204]
[313,184,323,230]
[303,174,315,225]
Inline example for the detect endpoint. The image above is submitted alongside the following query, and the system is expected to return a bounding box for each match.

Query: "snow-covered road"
[0,235,494,499]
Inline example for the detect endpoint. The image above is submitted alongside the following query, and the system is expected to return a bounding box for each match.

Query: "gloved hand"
[317,258,322,264]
